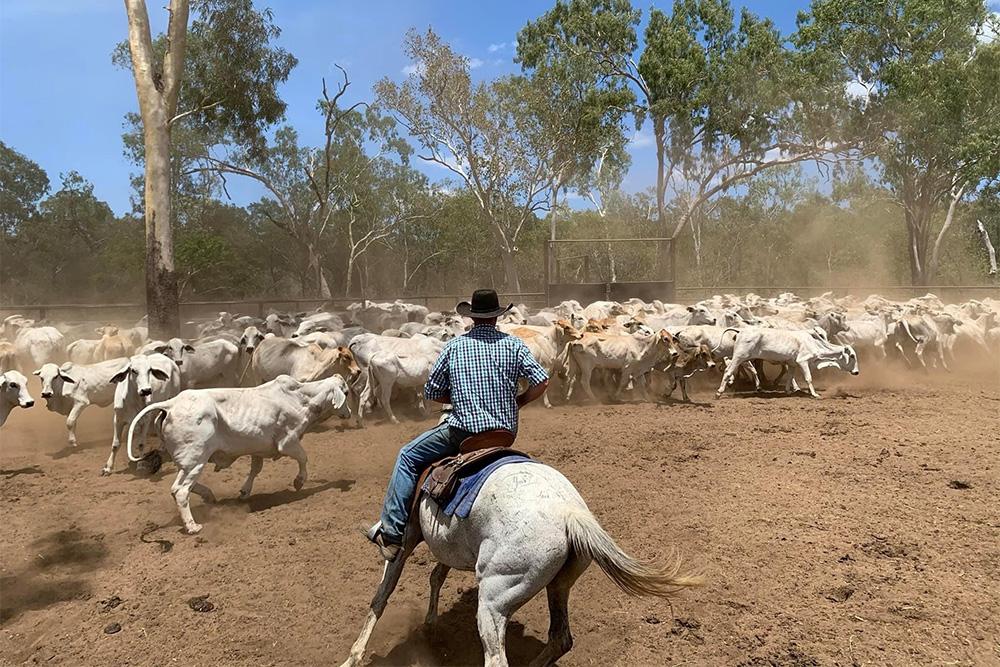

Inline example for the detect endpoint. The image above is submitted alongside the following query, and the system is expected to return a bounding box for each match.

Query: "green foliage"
[795,0,1000,283]
[0,141,50,236]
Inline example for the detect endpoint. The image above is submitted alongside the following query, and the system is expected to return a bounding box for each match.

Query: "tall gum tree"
[377,29,554,293]
[120,0,296,333]
[123,0,189,337]
[519,0,851,240]
[795,0,1000,285]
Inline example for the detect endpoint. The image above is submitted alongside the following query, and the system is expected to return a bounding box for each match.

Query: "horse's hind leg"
[529,553,590,667]
[425,563,450,624]
[477,563,560,667]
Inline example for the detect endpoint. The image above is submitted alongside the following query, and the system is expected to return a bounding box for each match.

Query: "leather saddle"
[412,430,522,515]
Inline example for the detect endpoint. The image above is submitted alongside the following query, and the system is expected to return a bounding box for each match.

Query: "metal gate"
[544,238,676,306]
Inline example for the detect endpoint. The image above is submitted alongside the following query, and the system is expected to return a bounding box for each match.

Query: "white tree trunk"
[124,0,188,338]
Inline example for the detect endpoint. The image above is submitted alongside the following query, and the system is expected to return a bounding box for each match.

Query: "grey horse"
[340,462,701,667]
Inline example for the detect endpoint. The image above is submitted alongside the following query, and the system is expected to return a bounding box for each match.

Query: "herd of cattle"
[0,292,997,530]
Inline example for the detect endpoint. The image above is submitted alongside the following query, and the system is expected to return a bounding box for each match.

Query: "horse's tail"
[565,509,703,598]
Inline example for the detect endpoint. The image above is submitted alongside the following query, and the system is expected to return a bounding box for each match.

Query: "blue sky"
[0,0,813,215]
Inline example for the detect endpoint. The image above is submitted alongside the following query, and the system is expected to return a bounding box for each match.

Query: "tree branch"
[161,0,190,116]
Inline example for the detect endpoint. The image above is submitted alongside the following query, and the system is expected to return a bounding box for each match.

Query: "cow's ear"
[686,306,695,312]
[109,365,131,384]
[32,368,41,376]
[150,368,170,381]
[153,345,168,354]
[59,373,76,383]
[183,344,195,352]
[238,337,246,347]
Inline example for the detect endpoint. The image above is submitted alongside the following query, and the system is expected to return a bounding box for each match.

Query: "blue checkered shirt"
[424,324,548,435]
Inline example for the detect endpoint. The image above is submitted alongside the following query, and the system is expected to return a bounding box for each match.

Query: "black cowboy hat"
[456,289,513,319]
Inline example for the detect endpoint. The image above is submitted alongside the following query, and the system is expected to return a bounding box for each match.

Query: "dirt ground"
[1,363,998,667]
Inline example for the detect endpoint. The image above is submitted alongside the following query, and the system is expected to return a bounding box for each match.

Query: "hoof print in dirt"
[670,617,705,644]
[823,586,855,603]
[99,596,124,613]
[187,595,215,613]
[947,480,971,490]
[136,450,163,475]
[104,622,122,635]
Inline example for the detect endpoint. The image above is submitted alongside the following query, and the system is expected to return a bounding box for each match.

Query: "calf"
[34,359,122,447]
[251,337,361,384]
[102,353,181,475]
[0,370,34,426]
[563,330,680,402]
[717,328,859,398]
[893,311,959,370]
[125,375,351,533]
[652,344,717,402]
[94,326,135,362]
[357,347,439,425]
[67,338,100,364]
[153,338,241,389]
[11,320,65,371]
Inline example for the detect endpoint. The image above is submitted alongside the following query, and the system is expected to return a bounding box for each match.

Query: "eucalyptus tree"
[119,0,295,335]
[376,29,554,292]
[519,0,849,238]
[796,0,1000,284]
[191,69,414,298]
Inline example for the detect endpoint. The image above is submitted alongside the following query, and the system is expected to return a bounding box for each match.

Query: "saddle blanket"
[424,452,535,519]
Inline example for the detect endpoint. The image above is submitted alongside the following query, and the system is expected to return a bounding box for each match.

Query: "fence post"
[543,240,551,307]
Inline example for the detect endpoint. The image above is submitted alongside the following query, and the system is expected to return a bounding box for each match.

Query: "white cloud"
[468,58,485,69]
[629,128,654,148]
[402,61,425,76]
[488,42,508,53]
[491,58,504,66]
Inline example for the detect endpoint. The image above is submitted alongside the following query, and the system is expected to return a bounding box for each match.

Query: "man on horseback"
[366,289,549,560]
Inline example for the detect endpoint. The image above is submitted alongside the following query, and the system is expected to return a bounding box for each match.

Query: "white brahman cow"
[125,374,351,534]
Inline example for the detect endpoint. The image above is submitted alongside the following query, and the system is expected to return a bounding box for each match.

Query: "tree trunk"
[124,0,188,339]
[143,120,181,338]
[653,116,667,232]
[928,186,964,284]
[304,243,331,299]
[904,208,928,286]
[499,247,521,294]
[345,252,356,297]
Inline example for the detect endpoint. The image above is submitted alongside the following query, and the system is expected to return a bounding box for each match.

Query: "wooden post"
[543,240,552,307]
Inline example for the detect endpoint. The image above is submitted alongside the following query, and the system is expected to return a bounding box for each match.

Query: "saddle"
[412,430,522,515]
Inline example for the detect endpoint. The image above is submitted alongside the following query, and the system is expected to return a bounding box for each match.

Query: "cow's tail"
[565,508,703,598]
[126,400,171,462]
[710,327,741,353]
[897,319,924,344]
[556,341,578,381]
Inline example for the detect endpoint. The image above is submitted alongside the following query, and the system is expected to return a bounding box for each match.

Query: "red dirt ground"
[1,363,998,666]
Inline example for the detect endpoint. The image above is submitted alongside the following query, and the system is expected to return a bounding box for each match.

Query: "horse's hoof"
[185,523,203,535]
[100,467,112,476]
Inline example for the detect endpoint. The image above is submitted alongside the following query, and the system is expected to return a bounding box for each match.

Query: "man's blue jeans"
[380,423,468,543]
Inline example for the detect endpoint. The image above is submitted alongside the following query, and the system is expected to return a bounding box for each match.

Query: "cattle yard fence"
[1,285,998,326]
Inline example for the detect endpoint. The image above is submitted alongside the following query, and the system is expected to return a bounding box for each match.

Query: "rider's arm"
[424,345,452,404]
[516,342,550,409]
[516,379,548,408]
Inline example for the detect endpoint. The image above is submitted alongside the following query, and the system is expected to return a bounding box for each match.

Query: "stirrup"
[364,521,401,562]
